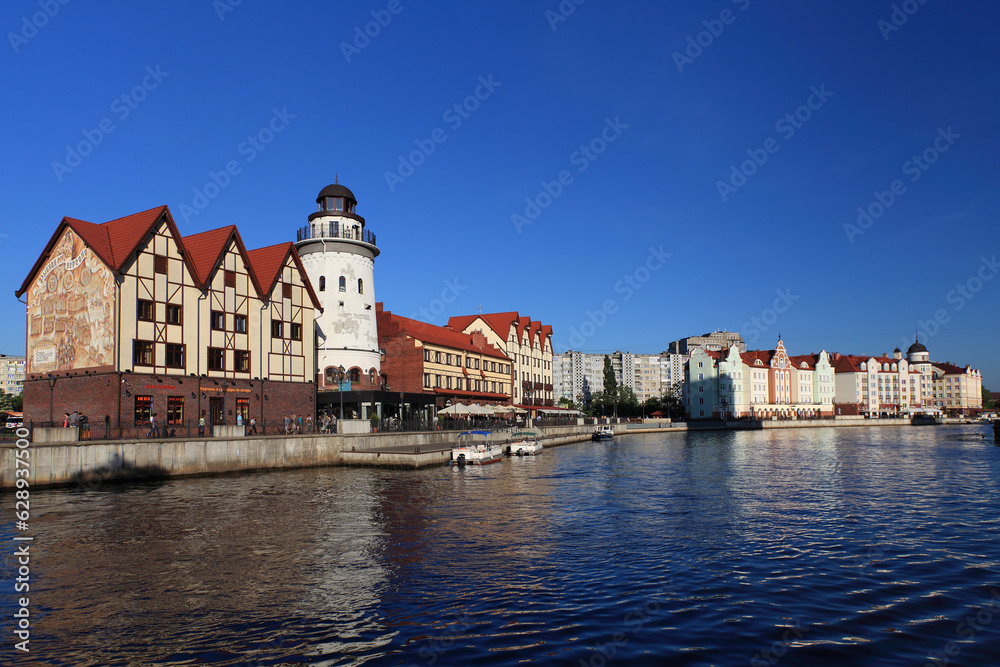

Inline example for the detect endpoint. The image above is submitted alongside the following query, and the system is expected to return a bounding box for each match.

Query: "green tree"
[984,387,995,410]
[10,394,22,412]
[603,355,617,397]
[661,381,685,421]
[618,387,638,416]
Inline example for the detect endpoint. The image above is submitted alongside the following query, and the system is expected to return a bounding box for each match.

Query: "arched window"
[369,369,376,385]
[325,367,335,385]
[358,279,364,294]
[349,368,360,384]
[319,276,325,291]
[339,276,346,292]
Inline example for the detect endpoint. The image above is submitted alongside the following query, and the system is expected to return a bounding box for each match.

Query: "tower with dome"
[295,181,381,397]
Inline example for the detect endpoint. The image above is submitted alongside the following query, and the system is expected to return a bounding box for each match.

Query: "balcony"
[297,222,376,248]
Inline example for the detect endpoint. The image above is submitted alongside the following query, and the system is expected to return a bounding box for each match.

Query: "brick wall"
[25,370,315,427]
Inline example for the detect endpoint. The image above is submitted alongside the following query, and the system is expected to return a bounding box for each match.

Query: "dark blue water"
[3,425,1000,666]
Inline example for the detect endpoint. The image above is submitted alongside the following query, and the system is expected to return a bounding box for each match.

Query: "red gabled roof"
[788,354,816,370]
[245,242,322,311]
[182,225,237,286]
[385,312,509,359]
[447,311,520,340]
[16,205,194,297]
[741,350,771,367]
[934,362,969,376]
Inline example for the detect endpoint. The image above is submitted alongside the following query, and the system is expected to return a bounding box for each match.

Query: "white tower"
[295,182,381,390]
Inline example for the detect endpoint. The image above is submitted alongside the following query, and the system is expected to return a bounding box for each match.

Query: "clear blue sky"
[2,1,998,386]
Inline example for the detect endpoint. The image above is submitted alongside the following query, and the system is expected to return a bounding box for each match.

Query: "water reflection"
[3,425,1000,665]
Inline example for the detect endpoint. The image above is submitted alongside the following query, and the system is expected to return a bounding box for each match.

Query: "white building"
[0,355,25,396]
[295,182,381,390]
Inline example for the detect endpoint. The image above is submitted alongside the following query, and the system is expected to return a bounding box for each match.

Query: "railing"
[25,419,322,441]
[297,222,376,247]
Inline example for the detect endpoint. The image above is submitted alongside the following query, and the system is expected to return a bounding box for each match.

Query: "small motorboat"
[451,430,502,466]
[592,425,614,441]
[507,431,542,456]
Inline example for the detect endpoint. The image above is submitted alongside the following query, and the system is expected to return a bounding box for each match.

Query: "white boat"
[507,431,542,456]
[592,425,614,441]
[451,430,502,466]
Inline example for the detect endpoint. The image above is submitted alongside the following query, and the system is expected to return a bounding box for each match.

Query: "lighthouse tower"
[295,182,381,391]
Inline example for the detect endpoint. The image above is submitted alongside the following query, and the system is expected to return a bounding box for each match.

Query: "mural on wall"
[27,228,116,373]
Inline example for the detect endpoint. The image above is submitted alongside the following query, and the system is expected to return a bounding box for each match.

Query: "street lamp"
[47,375,56,424]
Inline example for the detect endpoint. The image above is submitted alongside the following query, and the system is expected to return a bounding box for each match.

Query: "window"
[435,375,441,388]
[234,314,247,333]
[424,373,431,387]
[339,276,346,292]
[154,255,167,275]
[133,340,153,366]
[446,354,453,365]
[211,311,225,330]
[165,343,184,368]
[466,357,473,368]
[291,323,302,340]
[167,397,184,425]
[446,376,452,389]
[235,350,250,372]
[282,283,292,299]
[236,397,250,424]
[166,304,182,325]
[349,368,360,383]
[137,300,154,321]
[435,352,441,363]
[475,380,481,392]
[134,396,152,426]
[358,279,363,294]
[208,347,225,371]
[271,320,283,338]
[424,349,431,362]
[319,276,326,291]
[225,270,236,287]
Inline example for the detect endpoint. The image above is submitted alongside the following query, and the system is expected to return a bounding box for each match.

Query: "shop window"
[167,397,184,425]
[134,395,152,426]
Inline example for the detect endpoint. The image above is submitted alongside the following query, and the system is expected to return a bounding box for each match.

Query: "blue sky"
[2,0,998,385]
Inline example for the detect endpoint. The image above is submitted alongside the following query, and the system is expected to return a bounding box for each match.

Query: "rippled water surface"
[4,425,1000,666]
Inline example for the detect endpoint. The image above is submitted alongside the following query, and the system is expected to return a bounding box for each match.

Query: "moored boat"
[451,430,502,466]
[507,431,542,456]
[592,425,614,441]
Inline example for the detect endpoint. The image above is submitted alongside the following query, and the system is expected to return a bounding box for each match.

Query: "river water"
[3,425,1000,666]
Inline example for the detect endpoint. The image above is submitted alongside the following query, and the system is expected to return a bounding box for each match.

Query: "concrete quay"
[1,418,952,490]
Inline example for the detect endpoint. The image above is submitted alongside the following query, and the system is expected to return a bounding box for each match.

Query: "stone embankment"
[1,417,955,490]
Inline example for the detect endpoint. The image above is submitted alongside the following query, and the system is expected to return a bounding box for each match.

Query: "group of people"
[62,411,89,433]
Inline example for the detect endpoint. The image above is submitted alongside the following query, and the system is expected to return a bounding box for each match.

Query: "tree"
[11,394,22,412]
[661,381,685,421]
[618,387,638,416]
[603,355,617,397]
[984,387,996,410]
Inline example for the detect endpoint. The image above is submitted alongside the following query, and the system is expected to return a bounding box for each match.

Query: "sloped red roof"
[245,242,322,311]
[447,312,520,340]
[183,226,236,286]
[385,312,510,359]
[788,355,816,370]
[741,351,771,367]
[17,205,190,297]
[934,362,970,376]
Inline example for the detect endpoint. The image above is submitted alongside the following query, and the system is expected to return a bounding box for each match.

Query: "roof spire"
[335,173,338,185]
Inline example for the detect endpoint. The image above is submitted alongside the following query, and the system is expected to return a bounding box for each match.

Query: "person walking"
[249,416,258,434]
[147,413,159,439]
[306,415,313,433]
[284,415,290,434]
[198,415,206,437]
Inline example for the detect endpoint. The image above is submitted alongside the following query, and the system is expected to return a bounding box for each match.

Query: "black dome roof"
[317,183,356,202]
[907,341,928,354]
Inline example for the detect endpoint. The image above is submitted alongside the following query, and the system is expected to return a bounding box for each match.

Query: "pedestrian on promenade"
[331,413,337,434]
[198,415,206,437]
[249,416,258,434]
[62,412,70,428]
[237,413,243,427]
[147,413,159,439]
[306,415,313,433]
[284,415,291,434]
